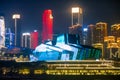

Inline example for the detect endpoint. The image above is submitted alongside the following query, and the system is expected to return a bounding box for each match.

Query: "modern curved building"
[42,9,53,43]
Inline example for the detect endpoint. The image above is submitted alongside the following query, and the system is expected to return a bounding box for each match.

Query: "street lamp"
[12,14,20,46]
[71,7,82,26]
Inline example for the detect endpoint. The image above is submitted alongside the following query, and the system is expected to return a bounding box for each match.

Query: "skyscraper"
[69,24,82,44]
[95,22,107,43]
[111,24,120,38]
[21,30,38,49]
[21,33,30,48]
[71,7,83,26]
[42,9,53,43]
[0,16,5,48]
[87,24,95,46]
[30,30,38,49]
[93,22,107,59]
[70,7,83,44]
[5,28,14,48]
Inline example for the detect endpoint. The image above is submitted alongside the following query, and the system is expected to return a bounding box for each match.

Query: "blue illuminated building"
[5,28,14,48]
[32,34,101,61]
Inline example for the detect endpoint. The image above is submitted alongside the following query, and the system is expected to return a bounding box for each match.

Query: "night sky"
[0,0,120,34]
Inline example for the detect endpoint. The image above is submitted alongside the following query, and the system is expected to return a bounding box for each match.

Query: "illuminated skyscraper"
[42,9,53,43]
[95,22,107,43]
[70,7,83,44]
[111,24,120,38]
[30,30,38,49]
[5,28,14,48]
[21,30,38,49]
[71,7,83,26]
[12,14,20,47]
[93,22,107,59]
[0,16,5,48]
[21,32,30,48]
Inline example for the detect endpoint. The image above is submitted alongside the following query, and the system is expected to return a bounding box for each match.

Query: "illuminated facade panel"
[42,10,53,43]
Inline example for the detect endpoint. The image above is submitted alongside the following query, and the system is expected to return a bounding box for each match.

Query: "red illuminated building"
[30,30,38,49]
[42,9,53,43]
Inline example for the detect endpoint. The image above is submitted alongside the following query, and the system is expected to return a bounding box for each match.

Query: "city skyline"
[1,1,120,78]
[0,0,120,34]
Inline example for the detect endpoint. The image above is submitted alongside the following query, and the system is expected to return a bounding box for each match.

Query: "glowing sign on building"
[42,9,53,43]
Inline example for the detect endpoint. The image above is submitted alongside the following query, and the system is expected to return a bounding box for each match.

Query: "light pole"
[12,14,20,46]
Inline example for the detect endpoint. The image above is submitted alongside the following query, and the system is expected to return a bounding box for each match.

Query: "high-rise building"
[21,30,38,49]
[30,30,38,49]
[105,24,120,59]
[111,24,120,38]
[42,9,53,43]
[0,16,5,48]
[5,28,14,48]
[94,22,107,43]
[69,24,82,44]
[92,22,107,59]
[71,7,83,26]
[87,24,95,46]
[21,33,31,48]
[70,7,83,44]
[12,14,20,47]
